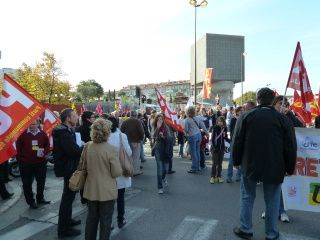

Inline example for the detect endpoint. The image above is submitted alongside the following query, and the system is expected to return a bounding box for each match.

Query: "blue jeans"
[188,133,201,171]
[179,143,184,156]
[140,141,145,161]
[154,149,168,189]
[227,143,241,180]
[240,176,281,239]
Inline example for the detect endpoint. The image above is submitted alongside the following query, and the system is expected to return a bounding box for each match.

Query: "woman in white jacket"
[106,116,132,229]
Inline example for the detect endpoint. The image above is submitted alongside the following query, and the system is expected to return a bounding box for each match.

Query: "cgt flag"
[0,74,46,164]
[203,68,213,99]
[155,88,184,132]
[43,109,60,150]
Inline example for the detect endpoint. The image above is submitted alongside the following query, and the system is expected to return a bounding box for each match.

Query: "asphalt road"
[0,145,319,240]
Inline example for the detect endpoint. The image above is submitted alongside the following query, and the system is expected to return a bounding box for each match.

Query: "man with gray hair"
[120,110,145,176]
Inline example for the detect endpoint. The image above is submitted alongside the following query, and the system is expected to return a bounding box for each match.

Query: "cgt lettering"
[294,157,319,177]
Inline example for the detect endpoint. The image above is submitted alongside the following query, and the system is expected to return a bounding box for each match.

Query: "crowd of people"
[1,87,320,240]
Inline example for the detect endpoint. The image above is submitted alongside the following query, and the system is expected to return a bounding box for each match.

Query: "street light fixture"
[189,0,208,105]
[240,52,247,105]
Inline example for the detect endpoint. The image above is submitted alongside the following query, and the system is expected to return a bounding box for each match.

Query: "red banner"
[203,68,213,99]
[155,88,184,132]
[0,74,46,164]
[43,109,60,150]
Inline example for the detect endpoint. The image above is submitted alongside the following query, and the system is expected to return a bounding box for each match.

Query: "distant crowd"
[1,87,320,240]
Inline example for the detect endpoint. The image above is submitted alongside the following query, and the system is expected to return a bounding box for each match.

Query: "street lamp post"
[240,52,247,105]
[189,0,208,105]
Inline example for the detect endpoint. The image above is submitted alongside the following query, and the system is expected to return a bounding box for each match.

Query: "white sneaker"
[261,211,265,219]
[280,213,290,222]
[158,189,164,194]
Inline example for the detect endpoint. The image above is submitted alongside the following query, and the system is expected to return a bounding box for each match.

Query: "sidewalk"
[0,181,22,215]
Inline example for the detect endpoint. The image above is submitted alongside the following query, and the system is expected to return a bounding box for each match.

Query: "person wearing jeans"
[226,143,241,182]
[240,176,281,239]
[184,106,207,174]
[188,132,201,172]
[232,88,297,240]
[152,114,171,194]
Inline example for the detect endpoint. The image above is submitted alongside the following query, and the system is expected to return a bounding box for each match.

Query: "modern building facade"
[119,80,191,102]
[191,33,245,106]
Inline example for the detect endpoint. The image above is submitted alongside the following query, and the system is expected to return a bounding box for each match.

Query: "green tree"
[234,91,256,105]
[76,79,104,102]
[16,52,71,104]
[118,91,126,97]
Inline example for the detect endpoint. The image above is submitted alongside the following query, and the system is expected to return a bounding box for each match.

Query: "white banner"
[282,128,320,212]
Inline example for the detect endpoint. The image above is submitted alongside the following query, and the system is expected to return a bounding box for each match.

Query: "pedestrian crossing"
[0,204,318,240]
[166,216,218,240]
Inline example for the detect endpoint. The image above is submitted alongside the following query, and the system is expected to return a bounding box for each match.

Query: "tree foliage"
[16,52,70,104]
[234,91,256,105]
[76,79,104,102]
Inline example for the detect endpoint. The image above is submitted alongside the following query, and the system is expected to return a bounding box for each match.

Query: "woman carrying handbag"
[80,118,122,240]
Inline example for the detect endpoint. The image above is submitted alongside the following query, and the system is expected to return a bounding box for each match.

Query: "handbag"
[119,133,134,177]
[69,143,88,191]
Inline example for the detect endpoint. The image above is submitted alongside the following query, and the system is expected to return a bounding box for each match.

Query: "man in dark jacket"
[53,108,82,238]
[232,88,297,240]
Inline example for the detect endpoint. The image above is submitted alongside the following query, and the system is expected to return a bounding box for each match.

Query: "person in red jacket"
[16,119,50,209]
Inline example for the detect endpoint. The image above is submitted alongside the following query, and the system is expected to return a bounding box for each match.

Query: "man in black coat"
[232,88,297,240]
[53,108,82,238]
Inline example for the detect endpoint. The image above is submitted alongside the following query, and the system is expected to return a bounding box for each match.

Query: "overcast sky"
[0,0,319,97]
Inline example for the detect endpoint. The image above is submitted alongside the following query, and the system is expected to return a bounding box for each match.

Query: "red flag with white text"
[286,42,314,103]
[0,74,46,164]
[43,109,60,150]
[155,88,184,132]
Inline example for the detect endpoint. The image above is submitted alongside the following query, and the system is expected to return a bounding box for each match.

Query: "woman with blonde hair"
[82,118,122,240]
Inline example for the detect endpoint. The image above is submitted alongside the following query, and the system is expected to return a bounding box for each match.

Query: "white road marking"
[280,233,319,240]
[0,221,53,240]
[166,216,218,240]
[111,207,148,237]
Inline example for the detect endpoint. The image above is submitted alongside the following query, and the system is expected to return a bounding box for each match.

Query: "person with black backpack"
[52,108,83,238]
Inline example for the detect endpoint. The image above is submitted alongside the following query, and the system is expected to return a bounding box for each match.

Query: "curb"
[0,181,22,215]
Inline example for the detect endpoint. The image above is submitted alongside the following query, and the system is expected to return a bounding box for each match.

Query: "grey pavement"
[0,146,319,240]
[0,181,22,215]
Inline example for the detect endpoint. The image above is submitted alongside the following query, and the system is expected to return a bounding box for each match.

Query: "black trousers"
[85,200,115,240]
[211,150,224,178]
[58,176,77,233]
[19,162,47,205]
[117,188,125,222]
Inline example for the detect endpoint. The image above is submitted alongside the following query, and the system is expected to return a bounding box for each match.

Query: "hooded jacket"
[52,124,82,177]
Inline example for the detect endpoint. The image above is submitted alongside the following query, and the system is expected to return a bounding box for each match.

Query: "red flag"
[43,109,60,150]
[0,74,46,164]
[155,88,184,132]
[291,90,311,124]
[95,103,103,115]
[274,89,279,96]
[80,104,87,114]
[203,68,213,99]
[286,42,314,102]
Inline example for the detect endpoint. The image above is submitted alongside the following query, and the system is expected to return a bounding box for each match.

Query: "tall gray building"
[191,33,245,106]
